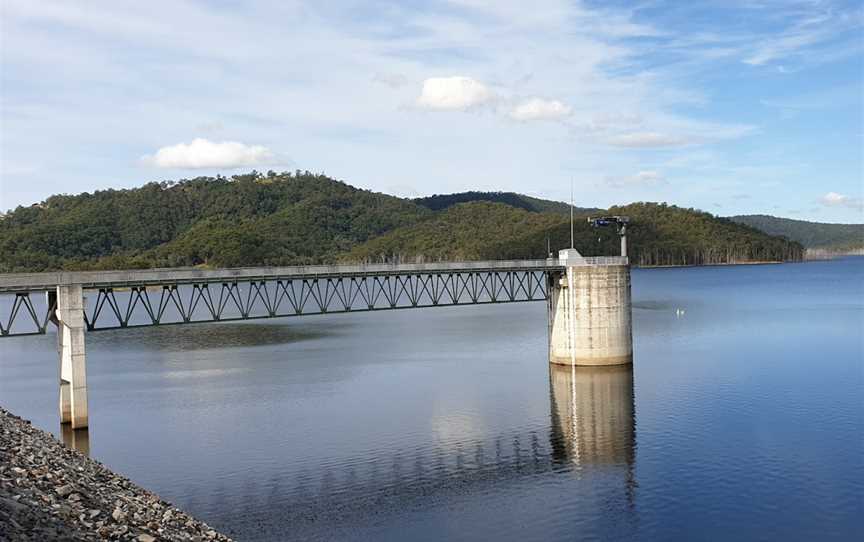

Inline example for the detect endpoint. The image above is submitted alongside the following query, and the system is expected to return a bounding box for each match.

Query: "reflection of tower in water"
[60,425,90,456]
[549,363,635,468]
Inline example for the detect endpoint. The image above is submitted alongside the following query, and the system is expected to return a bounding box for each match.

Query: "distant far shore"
[804,248,864,260]
[636,260,786,269]
[639,253,863,268]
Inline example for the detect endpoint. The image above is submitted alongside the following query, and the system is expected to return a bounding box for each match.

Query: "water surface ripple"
[1,258,862,541]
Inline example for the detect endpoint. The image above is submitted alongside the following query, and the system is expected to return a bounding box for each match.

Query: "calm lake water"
[1,258,862,541]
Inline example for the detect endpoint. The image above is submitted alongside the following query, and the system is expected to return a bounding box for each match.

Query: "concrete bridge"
[0,251,633,428]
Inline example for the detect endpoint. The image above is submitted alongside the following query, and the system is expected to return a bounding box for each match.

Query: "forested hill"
[0,171,429,271]
[346,201,803,266]
[414,191,600,215]
[730,214,864,251]
[0,171,803,272]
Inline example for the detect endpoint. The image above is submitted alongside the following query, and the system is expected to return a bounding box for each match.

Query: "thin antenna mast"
[570,179,574,248]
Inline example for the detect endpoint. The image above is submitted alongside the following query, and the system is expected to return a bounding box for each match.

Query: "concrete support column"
[548,260,632,366]
[56,285,88,429]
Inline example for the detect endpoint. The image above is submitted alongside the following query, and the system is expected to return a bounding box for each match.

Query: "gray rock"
[112,507,126,522]
[1,406,233,541]
[0,495,28,514]
[55,484,74,497]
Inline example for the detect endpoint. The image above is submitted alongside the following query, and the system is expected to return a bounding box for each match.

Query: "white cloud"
[372,72,410,89]
[445,0,571,29]
[142,138,276,169]
[1,160,39,176]
[822,191,846,205]
[446,0,662,37]
[415,76,495,111]
[740,6,861,68]
[606,170,666,187]
[195,121,224,134]
[743,30,824,66]
[820,191,864,210]
[0,0,859,220]
[633,170,664,183]
[605,132,690,148]
[509,98,572,121]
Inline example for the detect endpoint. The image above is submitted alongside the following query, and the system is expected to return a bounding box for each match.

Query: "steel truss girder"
[0,270,551,336]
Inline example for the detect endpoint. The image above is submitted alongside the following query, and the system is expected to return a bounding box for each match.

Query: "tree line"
[0,172,803,272]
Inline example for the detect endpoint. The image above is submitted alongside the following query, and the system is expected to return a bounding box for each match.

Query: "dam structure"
[548,249,633,366]
[0,255,633,428]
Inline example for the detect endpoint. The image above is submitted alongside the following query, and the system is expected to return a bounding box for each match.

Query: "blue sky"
[1,0,862,222]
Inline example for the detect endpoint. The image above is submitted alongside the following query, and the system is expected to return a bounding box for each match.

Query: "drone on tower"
[587,215,630,258]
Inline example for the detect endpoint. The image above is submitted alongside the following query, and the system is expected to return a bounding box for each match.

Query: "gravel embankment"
[0,407,232,541]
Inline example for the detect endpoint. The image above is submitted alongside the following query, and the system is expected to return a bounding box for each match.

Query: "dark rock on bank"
[0,407,232,541]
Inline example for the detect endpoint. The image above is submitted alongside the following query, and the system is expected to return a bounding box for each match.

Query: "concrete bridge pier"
[54,285,88,429]
[547,249,632,366]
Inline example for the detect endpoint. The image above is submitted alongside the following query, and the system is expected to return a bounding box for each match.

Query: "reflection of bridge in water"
[63,364,637,534]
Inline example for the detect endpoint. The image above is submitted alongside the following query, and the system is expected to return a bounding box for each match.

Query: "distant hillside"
[346,201,804,266]
[615,204,803,266]
[0,172,803,272]
[730,214,864,251]
[0,171,429,271]
[414,191,600,216]
[344,202,567,262]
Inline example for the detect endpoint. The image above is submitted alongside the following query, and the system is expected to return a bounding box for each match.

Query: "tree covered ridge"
[344,201,804,266]
[0,172,803,272]
[342,202,569,263]
[608,203,804,266]
[0,171,429,271]
[730,214,864,250]
[414,191,600,215]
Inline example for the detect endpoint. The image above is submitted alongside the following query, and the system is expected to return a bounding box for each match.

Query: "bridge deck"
[0,258,628,336]
[0,258,626,293]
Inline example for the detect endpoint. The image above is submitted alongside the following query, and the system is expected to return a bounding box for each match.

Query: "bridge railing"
[0,257,629,336]
[0,257,627,293]
[0,267,553,336]
[0,260,558,293]
[575,256,629,266]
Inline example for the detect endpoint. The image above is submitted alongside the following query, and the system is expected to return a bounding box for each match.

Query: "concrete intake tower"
[547,249,633,366]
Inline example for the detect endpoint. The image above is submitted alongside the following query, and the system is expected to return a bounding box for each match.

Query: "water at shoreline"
[1,258,862,541]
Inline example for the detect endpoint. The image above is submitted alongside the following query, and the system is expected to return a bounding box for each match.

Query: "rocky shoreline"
[0,407,232,541]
